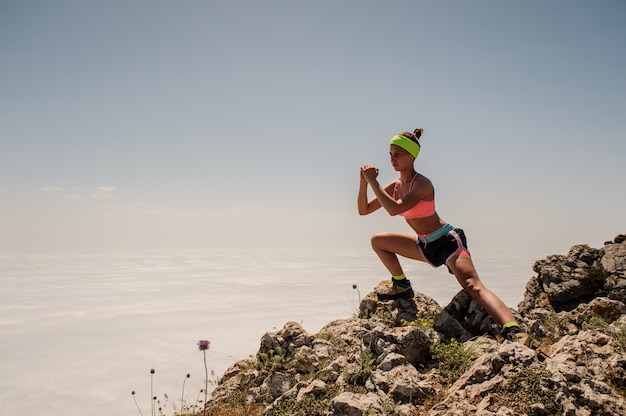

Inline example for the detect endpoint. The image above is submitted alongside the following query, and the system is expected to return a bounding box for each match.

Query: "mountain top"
[205,235,626,415]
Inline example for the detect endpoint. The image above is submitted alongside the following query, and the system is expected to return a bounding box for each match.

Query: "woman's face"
[389,144,414,171]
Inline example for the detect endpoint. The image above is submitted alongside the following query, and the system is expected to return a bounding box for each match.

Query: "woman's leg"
[447,254,515,326]
[370,232,426,275]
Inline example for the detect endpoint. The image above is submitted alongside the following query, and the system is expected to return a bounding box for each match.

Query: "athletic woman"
[358,128,525,341]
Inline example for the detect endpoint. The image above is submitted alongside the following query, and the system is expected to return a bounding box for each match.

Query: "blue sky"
[1,0,625,254]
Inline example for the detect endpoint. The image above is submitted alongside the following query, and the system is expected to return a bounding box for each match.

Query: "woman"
[358,128,525,342]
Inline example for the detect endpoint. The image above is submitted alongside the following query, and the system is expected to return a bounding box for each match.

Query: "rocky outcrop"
[205,235,626,415]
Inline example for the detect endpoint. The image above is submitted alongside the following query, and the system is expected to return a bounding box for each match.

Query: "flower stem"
[150,372,155,416]
[132,394,145,416]
[203,350,208,416]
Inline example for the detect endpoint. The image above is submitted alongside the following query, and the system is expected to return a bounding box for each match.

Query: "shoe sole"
[376,288,414,301]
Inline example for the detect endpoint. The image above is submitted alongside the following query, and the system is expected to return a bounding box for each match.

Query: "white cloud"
[95,186,118,193]
[90,186,118,199]
[40,183,118,199]
[229,205,264,212]
[40,183,66,193]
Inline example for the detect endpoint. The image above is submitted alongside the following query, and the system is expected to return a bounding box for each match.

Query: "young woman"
[358,128,524,341]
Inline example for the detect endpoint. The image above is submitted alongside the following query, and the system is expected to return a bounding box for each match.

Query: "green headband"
[390,135,420,158]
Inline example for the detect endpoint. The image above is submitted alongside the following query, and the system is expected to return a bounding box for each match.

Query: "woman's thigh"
[371,232,425,261]
[447,254,482,289]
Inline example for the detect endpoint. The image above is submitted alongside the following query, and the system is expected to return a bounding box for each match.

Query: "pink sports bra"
[392,174,436,219]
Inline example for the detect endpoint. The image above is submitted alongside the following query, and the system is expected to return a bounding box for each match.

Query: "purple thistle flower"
[197,339,211,410]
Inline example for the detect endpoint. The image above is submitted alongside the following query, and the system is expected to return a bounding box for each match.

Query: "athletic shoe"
[500,325,536,348]
[376,278,414,301]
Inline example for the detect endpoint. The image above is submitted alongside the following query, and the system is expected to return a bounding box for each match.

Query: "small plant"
[265,384,341,416]
[317,330,348,351]
[541,311,570,341]
[342,345,375,386]
[373,303,395,325]
[606,322,626,397]
[580,315,626,352]
[582,315,609,331]
[204,390,263,416]
[582,265,609,284]
[381,398,401,415]
[613,321,626,351]
[132,339,215,416]
[429,338,475,384]
[256,346,287,374]
[400,312,436,330]
[133,369,203,416]
[492,368,562,415]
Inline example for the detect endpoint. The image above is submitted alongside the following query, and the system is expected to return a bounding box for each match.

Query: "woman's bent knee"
[370,232,389,247]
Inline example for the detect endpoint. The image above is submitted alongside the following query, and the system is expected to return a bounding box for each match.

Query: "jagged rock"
[206,236,626,416]
[519,239,626,317]
[433,308,473,341]
[296,379,327,402]
[570,297,626,326]
[259,320,315,355]
[330,392,384,415]
[432,289,504,341]
[449,291,498,334]
[359,283,442,325]
[602,242,626,274]
[207,357,259,404]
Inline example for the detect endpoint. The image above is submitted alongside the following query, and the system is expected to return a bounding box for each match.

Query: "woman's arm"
[363,176,404,216]
[361,165,431,216]
[359,165,400,215]
[358,172,383,215]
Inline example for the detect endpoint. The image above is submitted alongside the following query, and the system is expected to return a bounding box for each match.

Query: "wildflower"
[353,283,361,304]
[131,390,144,416]
[180,373,191,413]
[198,339,211,413]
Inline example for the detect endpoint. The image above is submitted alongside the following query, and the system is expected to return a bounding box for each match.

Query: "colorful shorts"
[416,223,470,273]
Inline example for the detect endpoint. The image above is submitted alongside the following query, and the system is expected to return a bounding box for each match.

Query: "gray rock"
[330,391,384,415]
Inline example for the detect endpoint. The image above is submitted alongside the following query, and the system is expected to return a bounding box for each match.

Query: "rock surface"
[206,235,626,415]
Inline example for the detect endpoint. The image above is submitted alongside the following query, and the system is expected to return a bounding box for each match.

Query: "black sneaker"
[500,325,535,347]
[377,278,414,301]
[499,325,548,360]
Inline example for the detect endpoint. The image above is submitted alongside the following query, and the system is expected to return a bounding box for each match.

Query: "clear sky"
[1,0,625,255]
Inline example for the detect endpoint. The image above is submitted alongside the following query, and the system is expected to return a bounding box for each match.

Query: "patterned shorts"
[417,224,470,273]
